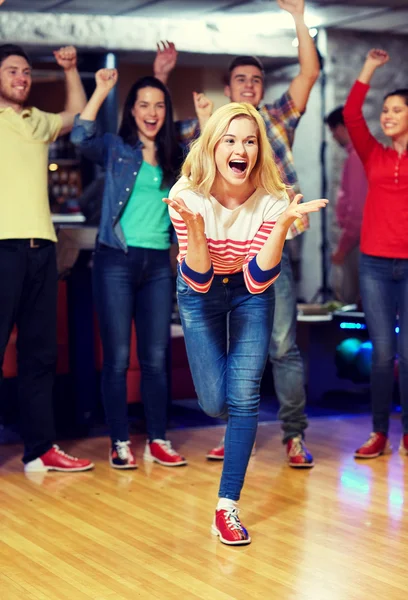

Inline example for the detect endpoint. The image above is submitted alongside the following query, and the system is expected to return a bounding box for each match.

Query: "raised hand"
[95,68,118,92]
[193,92,213,127]
[163,197,205,234]
[366,48,390,68]
[279,193,328,227]
[277,0,304,17]
[357,48,389,84]
[153,41,178,81]
[53,46,78,71]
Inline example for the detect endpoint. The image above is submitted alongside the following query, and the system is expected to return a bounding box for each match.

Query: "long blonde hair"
[182,102,287,198]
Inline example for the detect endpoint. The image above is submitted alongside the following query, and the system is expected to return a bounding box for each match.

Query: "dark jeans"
[0,239,57,463]
[93,245,173,443]
[268,245,308,443]
[360,253,408,434]
[177,271,275,501]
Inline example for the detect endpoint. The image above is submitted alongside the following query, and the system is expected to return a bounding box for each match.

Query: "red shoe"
[109,441,137,469]
[206,438,256,461]
[354,432,391,459]
[143,439,187,466]
[211,507,251,546]
[399,434,408,456]
[24,445,94,473]
[287,436,314,468]
[206,438,225,460]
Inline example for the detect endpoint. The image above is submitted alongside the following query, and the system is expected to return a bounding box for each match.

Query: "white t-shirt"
[168,176,288,294]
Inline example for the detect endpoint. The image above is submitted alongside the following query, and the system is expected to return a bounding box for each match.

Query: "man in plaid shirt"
[154,0,320,468]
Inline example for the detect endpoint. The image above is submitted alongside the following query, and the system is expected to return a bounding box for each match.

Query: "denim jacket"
[71,115,176,252]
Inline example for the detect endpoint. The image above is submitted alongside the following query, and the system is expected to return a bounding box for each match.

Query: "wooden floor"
[1,414,408,600]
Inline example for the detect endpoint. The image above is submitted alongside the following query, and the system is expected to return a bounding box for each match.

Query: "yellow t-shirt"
[0,106,63,241]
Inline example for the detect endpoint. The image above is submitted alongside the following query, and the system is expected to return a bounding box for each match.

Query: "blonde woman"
[164,103,328,546]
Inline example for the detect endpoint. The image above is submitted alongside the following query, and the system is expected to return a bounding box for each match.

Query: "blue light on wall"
[339,321,399,333]
[340,322,366,330]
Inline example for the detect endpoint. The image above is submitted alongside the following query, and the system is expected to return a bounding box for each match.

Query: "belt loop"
[30,238,40,248]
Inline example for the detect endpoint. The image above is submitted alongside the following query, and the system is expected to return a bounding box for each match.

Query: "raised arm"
[192,91,214,132]
[54,46,87,136]
[343,49,388,163]
[79,68,118,121]
[70,68,118,164]
[355,48,389,86]
[175,92,213,151]
[153,41,178,85]
[279,0,320,113]
[154,40,214,142]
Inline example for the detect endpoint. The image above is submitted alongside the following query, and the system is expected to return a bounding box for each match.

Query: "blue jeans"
[268,245,307,443]
[93,245,173,443]
[177,271,275,501]
[360,253,408,434]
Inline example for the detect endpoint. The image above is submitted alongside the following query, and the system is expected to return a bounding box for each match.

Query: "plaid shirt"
[175,90,309,239]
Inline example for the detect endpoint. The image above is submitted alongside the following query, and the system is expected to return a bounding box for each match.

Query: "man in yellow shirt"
[0,42,94,472]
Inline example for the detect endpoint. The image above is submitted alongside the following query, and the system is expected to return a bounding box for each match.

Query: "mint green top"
[120,161,171,249]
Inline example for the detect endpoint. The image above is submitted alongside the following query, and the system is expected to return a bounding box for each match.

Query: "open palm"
[163,197,205,234]
[154,41,178,77]
[281,193,328,225]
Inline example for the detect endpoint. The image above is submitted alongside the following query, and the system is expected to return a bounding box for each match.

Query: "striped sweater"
[168,176,289,294]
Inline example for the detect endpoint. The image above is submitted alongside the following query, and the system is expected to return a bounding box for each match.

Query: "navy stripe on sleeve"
[180,259,214,284]
[248,256,281,283]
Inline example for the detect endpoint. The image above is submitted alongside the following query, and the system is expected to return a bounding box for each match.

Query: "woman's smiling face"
[214,116,259,188]
[131,86,166,142]
[380,94,408,140]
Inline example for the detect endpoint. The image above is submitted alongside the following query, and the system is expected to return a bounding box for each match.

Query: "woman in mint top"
[71,70,186,469]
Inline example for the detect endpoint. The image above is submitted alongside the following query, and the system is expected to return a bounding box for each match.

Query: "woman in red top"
[343,49,408,459]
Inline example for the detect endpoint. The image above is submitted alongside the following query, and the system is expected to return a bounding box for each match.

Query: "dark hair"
[0,44,32,68]
[325,106,345,129]
[118,76,181,188]
[384,89,408,105]
[225,55,265,86]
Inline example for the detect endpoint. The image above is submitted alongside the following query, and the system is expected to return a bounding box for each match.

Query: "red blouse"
[343,80,408,259]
